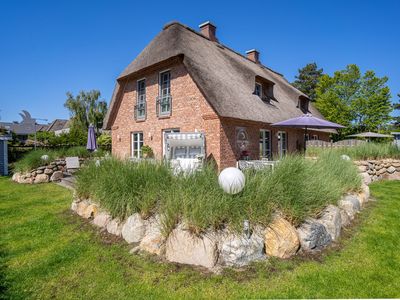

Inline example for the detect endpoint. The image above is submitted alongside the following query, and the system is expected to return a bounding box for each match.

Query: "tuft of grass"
[76,154,361,233]
[307,142,400,160]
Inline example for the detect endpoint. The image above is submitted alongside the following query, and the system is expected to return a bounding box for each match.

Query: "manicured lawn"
[1,177,399,299]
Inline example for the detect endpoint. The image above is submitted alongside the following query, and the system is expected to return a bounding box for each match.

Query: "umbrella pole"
[304,126,308,154]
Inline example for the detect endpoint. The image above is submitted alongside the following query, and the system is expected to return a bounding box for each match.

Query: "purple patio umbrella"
[271,114,345,152]
[86,124,97,152]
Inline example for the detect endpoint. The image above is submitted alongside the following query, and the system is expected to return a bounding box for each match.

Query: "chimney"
[246,49,260,64]
[199,21,218,42]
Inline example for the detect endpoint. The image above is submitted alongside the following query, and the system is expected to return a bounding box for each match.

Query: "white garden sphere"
[341,154,351,161]
[218,167,245,194]
[41,154,49,161]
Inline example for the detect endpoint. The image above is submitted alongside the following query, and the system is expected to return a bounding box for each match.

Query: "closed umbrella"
[272,114,345,152]
[86,124,97,152]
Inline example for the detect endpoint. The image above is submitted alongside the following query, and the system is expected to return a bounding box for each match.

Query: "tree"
[64,90,108,134]
[315,64,392,137]
[292,62,324,101]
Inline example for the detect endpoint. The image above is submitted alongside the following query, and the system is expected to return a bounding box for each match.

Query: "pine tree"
[292,62,324,101]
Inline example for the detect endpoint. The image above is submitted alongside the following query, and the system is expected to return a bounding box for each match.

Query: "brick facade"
[110,60,329,169]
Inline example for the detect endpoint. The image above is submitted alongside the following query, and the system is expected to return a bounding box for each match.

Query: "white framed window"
[304,133,310,141]
[259,129,271,160]
[312,134,319,140]
[131,132,143,158]
[158,70,171,116]
[255,83,262,97]
[135,79,146,120]
[277,131,287,158]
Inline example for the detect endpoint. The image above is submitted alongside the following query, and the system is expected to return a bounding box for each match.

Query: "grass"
[307,142,400,160]
[0,177,399,299]
[76,154,361,234]
[13,147,108,172]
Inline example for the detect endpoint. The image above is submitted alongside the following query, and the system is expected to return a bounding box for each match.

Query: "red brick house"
[103,21,330,169]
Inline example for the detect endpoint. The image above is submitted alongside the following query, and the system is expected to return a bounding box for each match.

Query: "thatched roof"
[46,119,69,132]
[104,22,327,129]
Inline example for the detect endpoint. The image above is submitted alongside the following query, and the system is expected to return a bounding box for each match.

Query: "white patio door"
[277,131,287,159]
[162,128,180,158]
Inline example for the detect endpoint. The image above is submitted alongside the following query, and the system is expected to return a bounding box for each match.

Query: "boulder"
[34,174,49,184]
[44,168,53,175]
[360,172,371,185]
[297,219,332,252]
[50,171,63,182]
[107,218,124,236]
[75,200,90,215]
[122,213,147,243]
[12,172,21,182]
[338,194,361,220]
[75,200,98,219]
[264,215,299,258]
[361,184,370,200]
[139,215,166,255]
[165,226,218,269]
[37,166,46,171]
[93,212,112,228]
[357,165,367,172]
[340,209,351,227]
[316,205,342,241]
[36,169,44,174]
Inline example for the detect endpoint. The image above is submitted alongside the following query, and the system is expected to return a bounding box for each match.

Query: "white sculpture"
[218,167,245,194]
[41,155,49,161]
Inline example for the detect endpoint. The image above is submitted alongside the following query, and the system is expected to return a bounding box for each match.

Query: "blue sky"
[0,0,399,123]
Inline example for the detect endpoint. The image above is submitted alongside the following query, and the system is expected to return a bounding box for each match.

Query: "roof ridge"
[162,21,284,77]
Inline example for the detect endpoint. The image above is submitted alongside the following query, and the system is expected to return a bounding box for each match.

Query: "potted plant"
[141,145,154,158]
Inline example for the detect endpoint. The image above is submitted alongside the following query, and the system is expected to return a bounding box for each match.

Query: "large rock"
[165,226,218,269]
[44,168,53,175]
[34,174,49,184]
[93,212,112,228]
[107,218,124,236]
[139,215,166,255]
[218,228,266,267]
[122,213,147,243]
[361,184,370,200]
[387,166,396,174]
[264,215,299,258]
[383,172,400,180]
[360,172,371,185]
[338,194,361,220]
[316,205,341,241]
[50,171,63,182]
[340,209,351,227]
[297,219,332,252]
[75,200,98,219]
[12,172,21,182]
[75,200,90,215]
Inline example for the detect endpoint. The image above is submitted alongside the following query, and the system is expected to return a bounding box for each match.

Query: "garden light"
[218,167,245,194]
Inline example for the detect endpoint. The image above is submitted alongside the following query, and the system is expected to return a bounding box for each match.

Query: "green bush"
[307,142,400,160]
[76,154,361,234]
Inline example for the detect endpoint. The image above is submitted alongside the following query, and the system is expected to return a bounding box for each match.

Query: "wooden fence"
[306,139,367,148]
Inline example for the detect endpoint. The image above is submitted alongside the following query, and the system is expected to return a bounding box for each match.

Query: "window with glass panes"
[259,129,271,159]
[136,79,146,119]
[278,131,287,158]
[131,132,143,158]
[159,71,171,114]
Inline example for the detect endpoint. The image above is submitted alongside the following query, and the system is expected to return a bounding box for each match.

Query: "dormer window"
[254,76,276,103]
[299,96,309,113]
[255,83,262,97]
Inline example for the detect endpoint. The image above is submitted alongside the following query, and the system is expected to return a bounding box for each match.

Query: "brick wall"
[111,61,223,165]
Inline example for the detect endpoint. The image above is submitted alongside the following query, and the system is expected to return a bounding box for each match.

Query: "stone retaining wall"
[12,158,86,184]
[355,159,400,184]
[71,180,371,270]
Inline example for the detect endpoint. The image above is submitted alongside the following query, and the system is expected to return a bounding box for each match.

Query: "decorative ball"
[41,155,49,161]
[341,154,351,161]
[218,167,245,194]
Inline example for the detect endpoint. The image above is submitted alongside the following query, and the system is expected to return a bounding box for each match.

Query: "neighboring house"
[0,131,12,175]
[0,110,48,142]
[46,119,71,136]
[104,21,331,169]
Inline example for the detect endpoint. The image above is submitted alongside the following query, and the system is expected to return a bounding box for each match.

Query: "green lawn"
[1,177,399,299]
